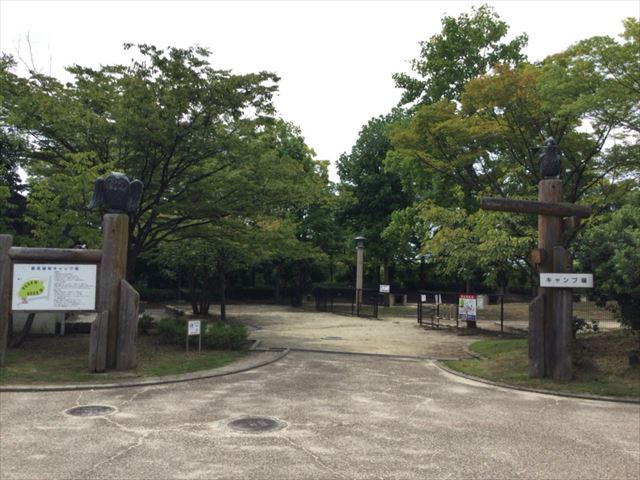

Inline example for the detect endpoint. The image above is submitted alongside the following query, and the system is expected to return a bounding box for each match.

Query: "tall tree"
[337,110,411,293]
[2,44,279,278]
[393,4,528,106]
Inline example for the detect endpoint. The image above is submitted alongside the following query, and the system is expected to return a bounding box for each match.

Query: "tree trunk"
[218,261,227,322]
[274,262,282,304]
[292,262,304,307]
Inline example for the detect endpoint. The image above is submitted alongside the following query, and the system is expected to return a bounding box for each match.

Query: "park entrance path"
[1,351,638,479]
[223,304,477,359]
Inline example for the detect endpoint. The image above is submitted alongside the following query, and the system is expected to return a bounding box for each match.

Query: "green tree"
[386,19,638,291]
[2,44,279,278]
[576,191,640,329]
[337,110,411,294]
[393,4,528,106]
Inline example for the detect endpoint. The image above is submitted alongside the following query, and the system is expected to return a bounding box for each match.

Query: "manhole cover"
[65,405,116,417]
[227,416,285,433]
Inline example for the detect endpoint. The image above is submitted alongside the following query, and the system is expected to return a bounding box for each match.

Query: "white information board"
[379,284,390,293]
[188,320,201,336]
[12,264,97,311]
[540,273,593,288]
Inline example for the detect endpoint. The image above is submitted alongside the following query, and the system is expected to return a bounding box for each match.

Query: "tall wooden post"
[537,179,563,378]
[0,235,13,367]
[98,214,129,369]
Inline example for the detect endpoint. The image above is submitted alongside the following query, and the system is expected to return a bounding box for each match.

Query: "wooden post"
[98,214,129,369]
[116,280,139,370]
[537,179,563,377]
[553,246,573,380]
[89,311,109,373]
[0,235,13,367]
[528,294,545,377]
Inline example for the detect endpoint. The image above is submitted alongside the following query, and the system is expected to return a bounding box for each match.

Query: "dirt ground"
[146,303,519,359]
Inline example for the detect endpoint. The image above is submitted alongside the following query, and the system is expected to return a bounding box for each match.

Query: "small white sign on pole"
[420,294,427,302]
[540,273,593,288]
[379,284,390,293]
[188,320,201,335]
[186,320,202,353]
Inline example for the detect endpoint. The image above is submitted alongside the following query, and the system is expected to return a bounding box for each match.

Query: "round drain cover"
[227,416,285,433]
[65,405,116,417]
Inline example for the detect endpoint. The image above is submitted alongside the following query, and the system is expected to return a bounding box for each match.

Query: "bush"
[156,317,186,345]
[572,316,599,339]
[203,323,248,350]
[138,314,155,335]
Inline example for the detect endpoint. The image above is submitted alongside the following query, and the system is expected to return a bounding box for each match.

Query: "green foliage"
[337,110,411,281]
[386,18,638,291]
[156,317,187,345]
[576,191,640,328]
[393,4,528,105]
[572,316,599,339]
[203,323,248,350]
[137,314,155,335]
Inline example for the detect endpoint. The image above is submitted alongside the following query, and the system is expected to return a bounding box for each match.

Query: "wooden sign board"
[540,273,593,288]
[11,264,97,311]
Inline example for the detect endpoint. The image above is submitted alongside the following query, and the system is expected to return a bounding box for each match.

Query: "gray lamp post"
[355,236,365,305]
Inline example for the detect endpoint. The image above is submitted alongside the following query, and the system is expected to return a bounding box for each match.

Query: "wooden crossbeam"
[480,197,590,218]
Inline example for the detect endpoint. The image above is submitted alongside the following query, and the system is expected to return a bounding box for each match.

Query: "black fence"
[417,289,620,332]
[314,287,380,319]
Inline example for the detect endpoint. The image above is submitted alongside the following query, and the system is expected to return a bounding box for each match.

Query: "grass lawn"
[445,329,640,398]
[0,334,246,385]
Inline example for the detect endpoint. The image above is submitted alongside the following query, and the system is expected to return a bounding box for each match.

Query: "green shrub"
[156,317,186,345]
[203,323,248,350]
[138,314,155,335]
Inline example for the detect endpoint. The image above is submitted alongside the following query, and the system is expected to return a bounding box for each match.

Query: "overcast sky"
[1,1,637,180]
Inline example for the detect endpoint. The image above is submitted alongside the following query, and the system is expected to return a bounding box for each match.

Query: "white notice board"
[188,320,201,336]
[12,264,97,311]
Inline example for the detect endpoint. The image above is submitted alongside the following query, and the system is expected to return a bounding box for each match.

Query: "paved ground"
[2,352,639,479]
[222,304,481,359]
[1,305,639,479]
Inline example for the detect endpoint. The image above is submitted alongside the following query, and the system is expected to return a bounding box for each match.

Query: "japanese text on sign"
[12,264,97,311]
[539,274,593,288]
[188,320,201,336]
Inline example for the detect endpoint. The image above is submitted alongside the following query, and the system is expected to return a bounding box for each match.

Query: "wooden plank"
[552,246,573,381]
[89,311,108,373]
[8,247,102,263]
[480,197,590,218]
[528,294,545,378]
[97,213,129,369]
[116,280,139,371]
[0,235,13,367]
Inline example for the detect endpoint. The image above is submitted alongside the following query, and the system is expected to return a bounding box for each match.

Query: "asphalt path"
[1,351,639,479]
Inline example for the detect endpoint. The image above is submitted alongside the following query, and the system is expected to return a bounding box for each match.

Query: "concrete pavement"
[1,351,639,479]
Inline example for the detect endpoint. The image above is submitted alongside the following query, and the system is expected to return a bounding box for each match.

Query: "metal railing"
[314,287,380,319]
[417,290,621,332]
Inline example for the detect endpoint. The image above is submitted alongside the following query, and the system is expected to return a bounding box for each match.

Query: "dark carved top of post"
[88,172,144,213]
[539,137,560,179]
[355,236,366,249]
